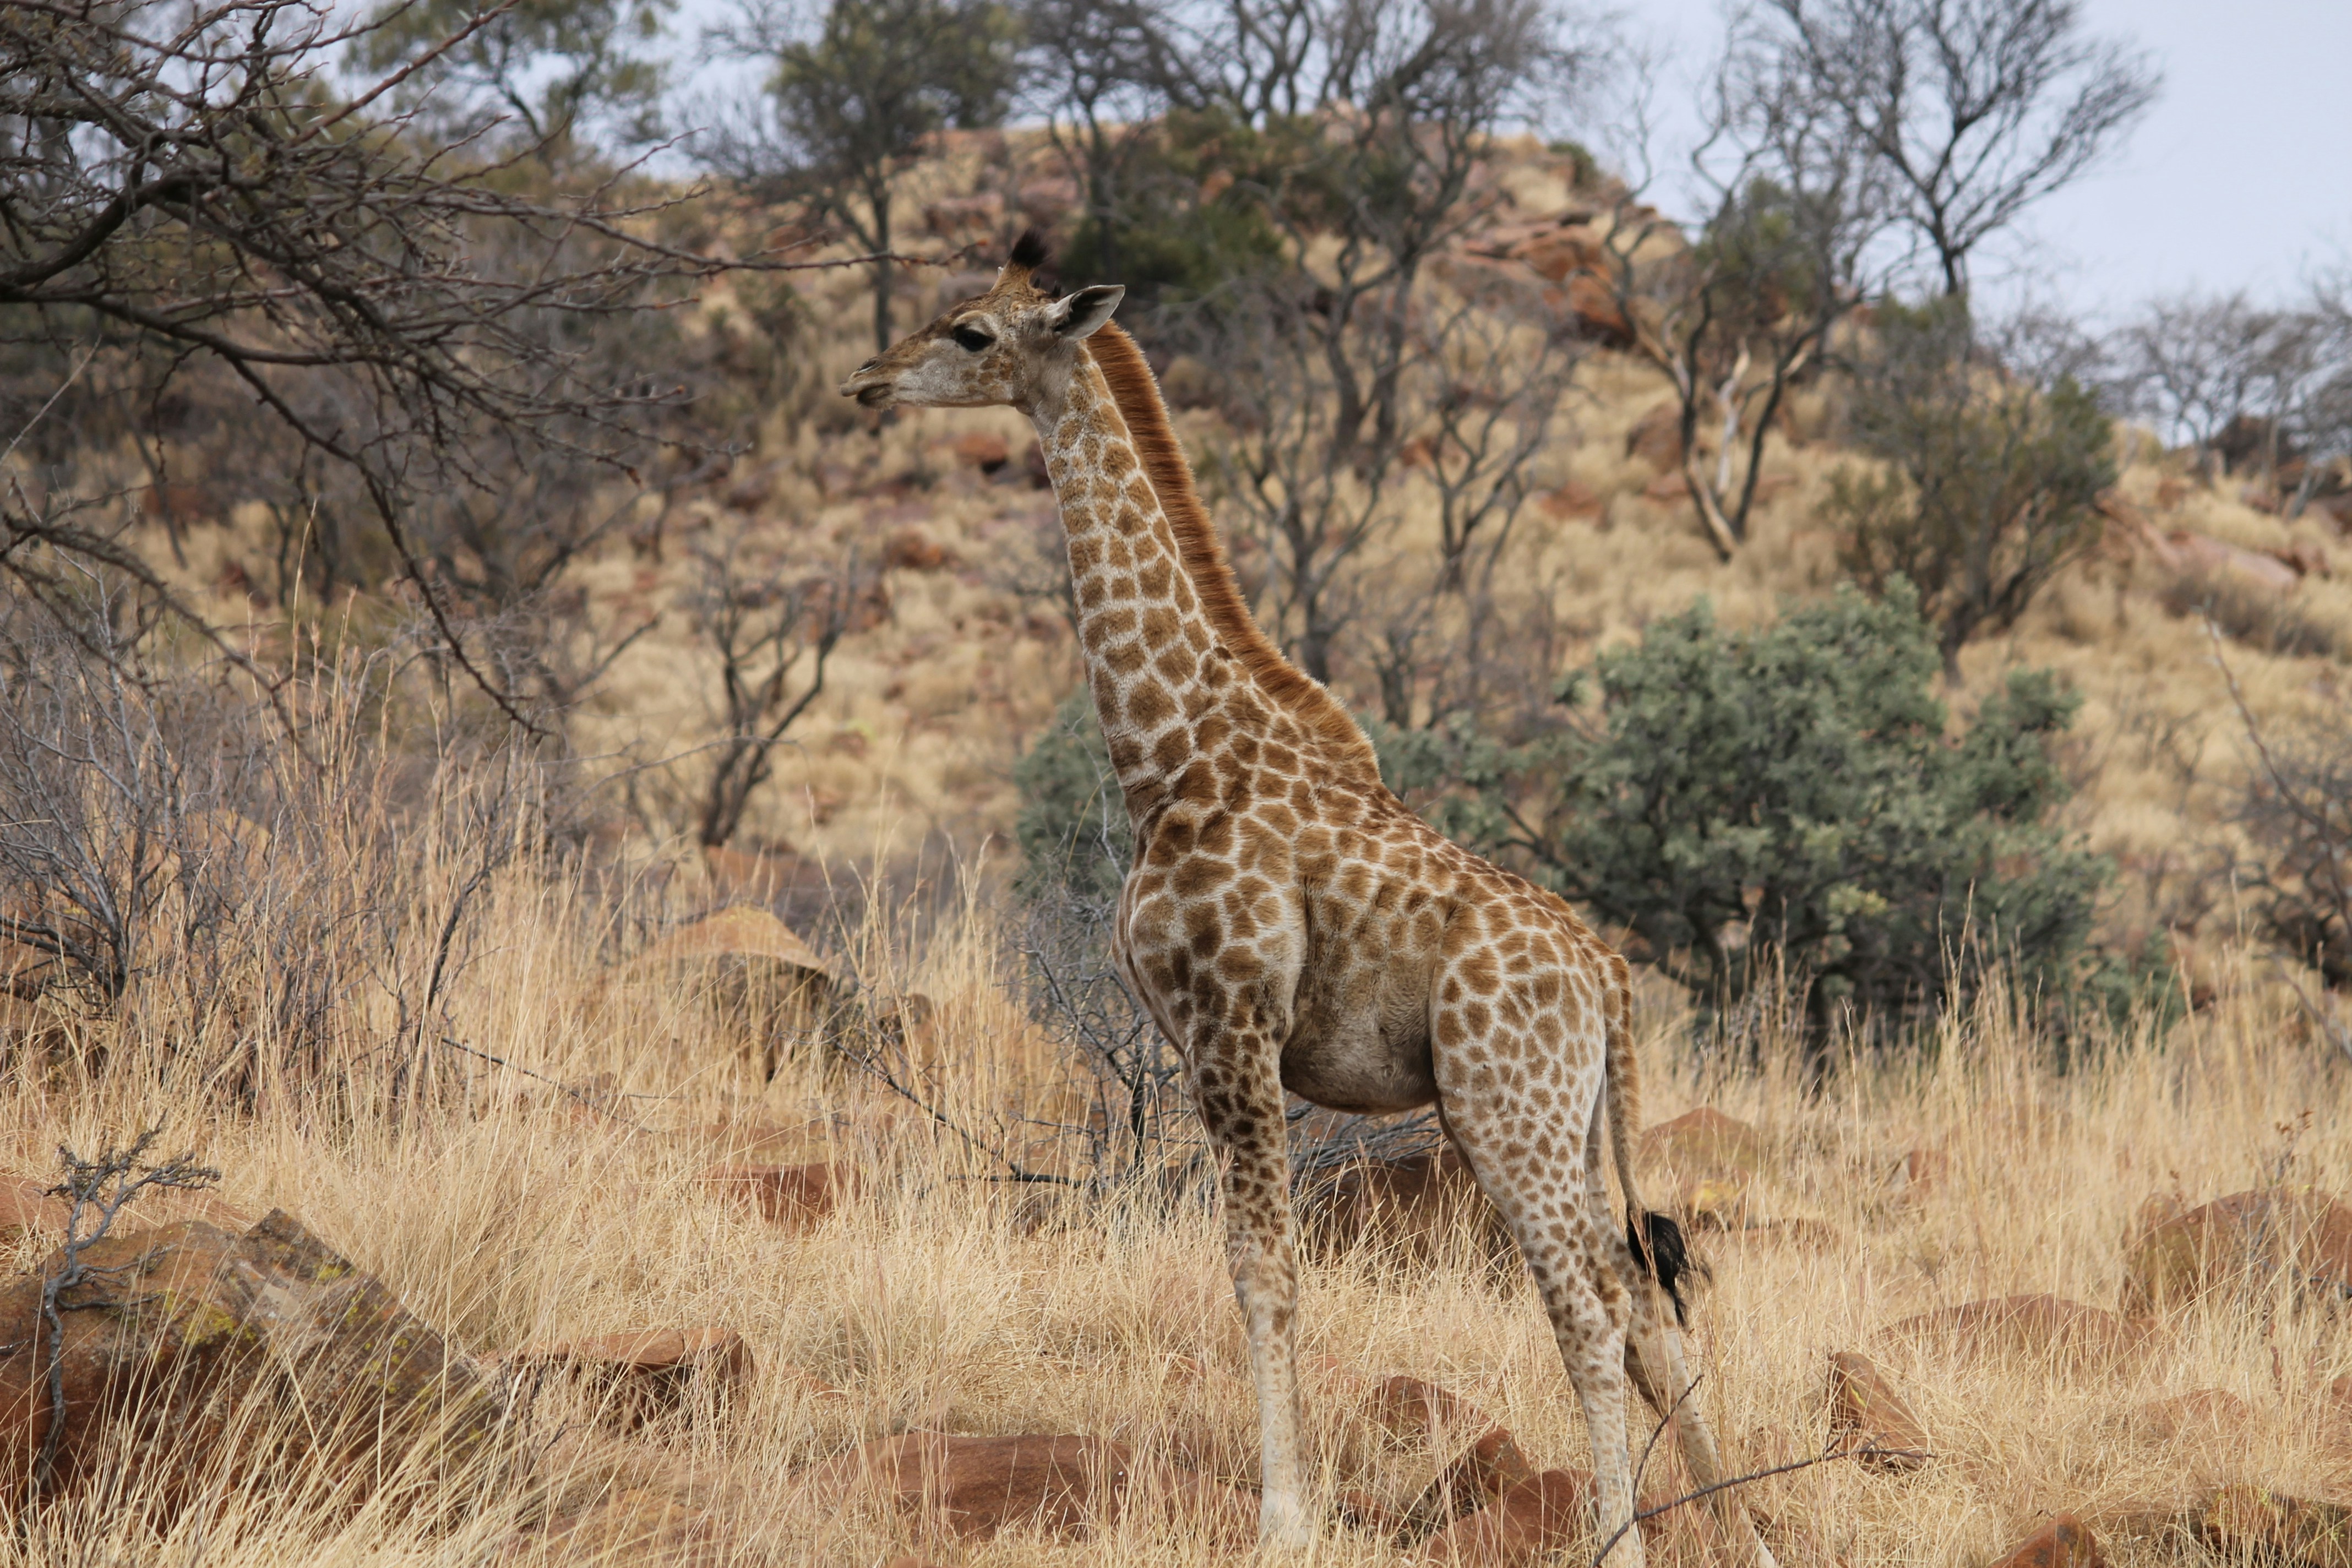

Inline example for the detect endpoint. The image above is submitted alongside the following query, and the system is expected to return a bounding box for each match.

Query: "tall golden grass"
[3,705,2345,1565]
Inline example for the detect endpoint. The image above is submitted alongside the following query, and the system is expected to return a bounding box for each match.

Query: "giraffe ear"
[1049,285,1124,339]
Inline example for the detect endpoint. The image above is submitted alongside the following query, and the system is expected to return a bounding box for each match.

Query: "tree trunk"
[870,190,894,356]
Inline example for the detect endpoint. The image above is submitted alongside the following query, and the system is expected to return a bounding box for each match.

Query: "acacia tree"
[707,0,1022,354]
[1754,0,2159,296]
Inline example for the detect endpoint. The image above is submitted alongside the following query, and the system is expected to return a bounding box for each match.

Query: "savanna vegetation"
[0,0,2348,1561]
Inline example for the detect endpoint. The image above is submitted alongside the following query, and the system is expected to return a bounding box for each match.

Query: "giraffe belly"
[1278,992,1439,1114]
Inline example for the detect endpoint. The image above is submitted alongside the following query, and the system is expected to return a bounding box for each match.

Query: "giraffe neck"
[1031,354,1231,808]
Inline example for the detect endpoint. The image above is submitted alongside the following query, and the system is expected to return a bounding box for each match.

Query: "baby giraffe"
[841,235,1777,1568]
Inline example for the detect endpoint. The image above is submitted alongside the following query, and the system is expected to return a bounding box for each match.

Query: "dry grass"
[3,778,2347,1565]
[9,128,2349,1566]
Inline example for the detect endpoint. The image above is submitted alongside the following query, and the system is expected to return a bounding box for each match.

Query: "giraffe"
[841,234,1778,1568]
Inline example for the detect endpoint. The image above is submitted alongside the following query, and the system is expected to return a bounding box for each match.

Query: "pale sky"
[1612,0,2352,322]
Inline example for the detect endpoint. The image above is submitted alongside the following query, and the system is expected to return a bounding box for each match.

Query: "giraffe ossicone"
[840,234,1778,1568]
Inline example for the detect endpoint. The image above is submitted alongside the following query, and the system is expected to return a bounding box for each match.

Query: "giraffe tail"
[1605,954,1700,1326]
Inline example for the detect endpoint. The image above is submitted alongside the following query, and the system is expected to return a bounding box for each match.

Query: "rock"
[1987,1515,2105,1568]
[1625,404,1685,471]
[2138,528,2304,594]
[1539,481,1604,520]
[2123,1387,2251,1443]
[1640,1108,1766,1177]
[699,844,819,906]
[1823,1352,1929,1472]
[1899,1147,1949,1194]
[1510,225,1609,284]
[631,906,842,1074]
[0,1211,499,1501]
[1642,471,1690,504]
[923,191,1004,235]
[1883,1295,2153,1373]
[804,1431,1253,1543]
[1298,1147,1511,1266]
[1420,1469,1594,1566]
[704,1161,859,1227]
[951,431,1011,472]
[1015,178,1080,225]
[508,1327,752,1430]
[1551,274,1632,344]
[1363,1376,1539,1528]
[2121,1186,2352,1313]
[2204,1484,2352,1568]
[882,527,956,571]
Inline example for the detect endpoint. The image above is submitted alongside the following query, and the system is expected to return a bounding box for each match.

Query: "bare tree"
[1586,37,1892,558]
[0,0,734,728]
[704,0,1022,354]
[2108,293,2306,482]
[2214,636,2352,991]
[1754,0,2159,296]
[686,523,872,848]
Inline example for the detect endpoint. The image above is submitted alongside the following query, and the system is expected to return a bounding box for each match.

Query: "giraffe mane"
[1083,323,1383,785]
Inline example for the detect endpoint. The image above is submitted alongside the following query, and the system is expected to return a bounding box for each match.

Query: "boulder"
[1624,405,1685,472]
[2204,1484,2352,1568]
[1363,1376,1538,1528]
[1987,1515,2105,1568]
[1420,1469,1593,1567]
[704,1161,859,1227]
[630,907,843,1074]
[1298,1146,1511,1267]
[1823,1352,1929,1472]
[507,1327,752,1430]
[1538,481,1604,521]
[1639,1108,1772,1231]
[0,1211,500,1501]
[2121,1186,2352,1313]
[803,1431,1253,1543]
[2122,1387,2251,1444]
[1883,1295,2153,1373]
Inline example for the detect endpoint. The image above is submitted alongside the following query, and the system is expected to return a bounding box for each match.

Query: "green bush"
[1013,690,1129,901]
[1381,581,2119,1037]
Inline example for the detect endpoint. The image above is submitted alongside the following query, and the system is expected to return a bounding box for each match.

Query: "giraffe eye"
[952,324,993,352]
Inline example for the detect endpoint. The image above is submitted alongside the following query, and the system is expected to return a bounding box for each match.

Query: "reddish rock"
[1901,1147,1950,1193]
[1640,1108,1766,1177]
[882,527,955,572]
[509,1326,752,1429]
[1883,1295,2153,1373]
[1824,1352,1929,1472]
[1553,274,1632,344]
[1625,404,1685,471]
[805,1431,1252,1543]
[2204,1484,2352,1568]
[1512,226,1609,283]
[1642,471,1690,504]
[1364,1382,1543,1523]
[2122,1187,2352,1313]
[2125,1387,2251,1443]
[1420,1469,1594,1566]
[951,431,1011,472]
[1539,481,1604,520]
[1299,1147,1510,1266]
[704,1162,859,1227]
[1987,1515,2105,1568]
[0,1211,498,1502]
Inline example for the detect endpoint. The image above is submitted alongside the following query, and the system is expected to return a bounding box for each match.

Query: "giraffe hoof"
[1256,1494,1316,1551]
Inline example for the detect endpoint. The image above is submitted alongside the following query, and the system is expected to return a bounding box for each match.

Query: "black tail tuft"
[1626,1211,1702,1327]
[1008,228,1052,272]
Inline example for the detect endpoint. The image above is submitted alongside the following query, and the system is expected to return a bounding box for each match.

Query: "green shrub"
[1013,690,1129,901]
[1381,581,2118,1039]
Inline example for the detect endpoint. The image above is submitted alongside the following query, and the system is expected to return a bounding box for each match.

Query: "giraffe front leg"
[1189,1023,1313,1548]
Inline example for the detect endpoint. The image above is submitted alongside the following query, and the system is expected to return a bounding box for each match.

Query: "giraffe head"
[839,232,1124,415]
